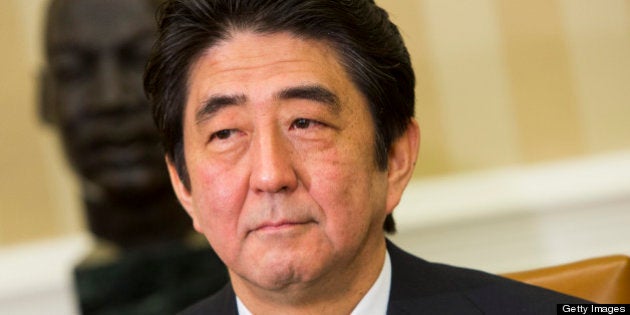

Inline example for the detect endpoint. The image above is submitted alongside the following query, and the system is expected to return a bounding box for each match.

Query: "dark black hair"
[144,0,415,233]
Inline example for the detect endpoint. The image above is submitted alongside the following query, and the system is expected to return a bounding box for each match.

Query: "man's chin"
[236,258,310,292]
[236,237,333,290]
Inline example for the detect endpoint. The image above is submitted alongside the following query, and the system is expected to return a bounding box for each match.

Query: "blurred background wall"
[1,0,629,274]
[376,0,630,273]
[1,0,83,246]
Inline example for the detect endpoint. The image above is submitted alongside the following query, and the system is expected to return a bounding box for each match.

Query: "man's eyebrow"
[194,86,340,124]
[195,94,247,124]
[276,85,341,114]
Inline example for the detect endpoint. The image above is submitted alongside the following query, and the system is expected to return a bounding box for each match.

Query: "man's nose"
[91,54,129,113]
[249,129,298,194]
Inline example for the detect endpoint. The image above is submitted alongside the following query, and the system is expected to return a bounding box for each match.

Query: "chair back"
[503,255,630,303]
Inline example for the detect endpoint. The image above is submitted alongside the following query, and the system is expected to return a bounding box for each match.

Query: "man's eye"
[210,129,235,141]
[292,118,314,129]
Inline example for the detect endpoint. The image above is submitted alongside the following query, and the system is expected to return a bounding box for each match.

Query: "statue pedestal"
[74,241,228,315]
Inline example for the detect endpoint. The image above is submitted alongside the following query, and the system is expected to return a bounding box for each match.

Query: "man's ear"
[39,69,58,125]
[165,156,202,232]
[385,118,420,214]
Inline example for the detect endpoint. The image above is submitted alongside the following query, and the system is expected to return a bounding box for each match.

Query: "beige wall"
[1,0,629,246]
[377,0,630,177]
[0,0,83,246]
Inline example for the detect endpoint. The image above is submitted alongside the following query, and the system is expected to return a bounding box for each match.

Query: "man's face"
[170,31,413,291]
[45,0,165,194]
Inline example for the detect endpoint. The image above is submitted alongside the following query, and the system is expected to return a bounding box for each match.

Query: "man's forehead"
[191,32,346,84]
[185,32,363,119]
[47,0,156,48]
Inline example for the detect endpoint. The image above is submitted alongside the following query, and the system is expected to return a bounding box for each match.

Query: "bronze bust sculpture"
[41,0,191,247]
[40,0,227,313]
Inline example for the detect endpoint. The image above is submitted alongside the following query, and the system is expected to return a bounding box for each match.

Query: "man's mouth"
[252,220,316,234]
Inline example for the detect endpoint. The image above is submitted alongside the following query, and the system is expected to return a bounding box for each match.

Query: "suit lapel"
[216,283,239,315]
[386,240,482,315]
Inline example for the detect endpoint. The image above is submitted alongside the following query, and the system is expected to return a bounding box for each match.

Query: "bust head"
[41,0,192,247]
[42,0,165,196]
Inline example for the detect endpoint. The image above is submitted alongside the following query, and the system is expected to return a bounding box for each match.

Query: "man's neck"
[231,237,388,314]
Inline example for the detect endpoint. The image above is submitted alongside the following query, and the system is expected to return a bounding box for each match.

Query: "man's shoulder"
[386,240,590,314]
[178,283,237,315]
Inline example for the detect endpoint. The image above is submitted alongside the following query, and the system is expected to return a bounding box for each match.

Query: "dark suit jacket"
[179,240,589,314]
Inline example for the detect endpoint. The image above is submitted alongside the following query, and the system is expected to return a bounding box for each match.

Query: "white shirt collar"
[236,250,392,315]
[350,250,391,315]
